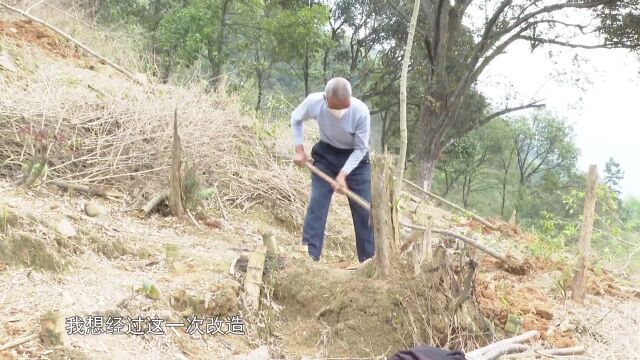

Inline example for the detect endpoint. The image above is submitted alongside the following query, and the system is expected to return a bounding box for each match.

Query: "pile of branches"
[0,63,315,227]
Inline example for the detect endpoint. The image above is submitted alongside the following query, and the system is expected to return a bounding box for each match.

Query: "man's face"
[324,94,351,110]
[324,94,351,118]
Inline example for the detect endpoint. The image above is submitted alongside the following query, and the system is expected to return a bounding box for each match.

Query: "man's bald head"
[325,77,352,110]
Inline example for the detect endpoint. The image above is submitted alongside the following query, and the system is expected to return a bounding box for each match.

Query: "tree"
[155,0,262,85]
[268,4,330,95]
[514,111,579,187]
[386,0,640,191]
[604,157,624,197]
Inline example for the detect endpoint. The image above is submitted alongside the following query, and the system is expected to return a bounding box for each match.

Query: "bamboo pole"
[403,178,500,231]
[0,2,144,85]
[572,165,598,302]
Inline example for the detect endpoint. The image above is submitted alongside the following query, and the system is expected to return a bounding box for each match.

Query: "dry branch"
[403,178,499,230]
[0,2,144,85]
[467,330,539,359]
[503,346,585,359]
[0,333,39,351]
[481,344,530,360]
[50,180,121,198]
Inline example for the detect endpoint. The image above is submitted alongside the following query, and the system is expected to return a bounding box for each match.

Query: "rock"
[203,217,223,229]
[559,319,576,333]
[84,201,108,217]
[8,27,18,34]
[134,72,148,85]
[57,218,76,238]
[216,278,242,296]
[171,261,189,275]
[232,346,269,360]
[0,53,18,73]
[531,270,563,291]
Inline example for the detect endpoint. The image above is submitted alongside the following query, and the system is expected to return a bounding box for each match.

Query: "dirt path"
[0,181,267,359]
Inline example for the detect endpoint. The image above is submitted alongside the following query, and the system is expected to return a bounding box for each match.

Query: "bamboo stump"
[40,310,69,347]
[169,108,185,218]
[244,245,267,310]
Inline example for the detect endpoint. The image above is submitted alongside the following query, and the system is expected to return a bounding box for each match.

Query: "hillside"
[1,16,640,360]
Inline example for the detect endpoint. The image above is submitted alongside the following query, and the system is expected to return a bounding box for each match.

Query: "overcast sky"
[478,42,640,198]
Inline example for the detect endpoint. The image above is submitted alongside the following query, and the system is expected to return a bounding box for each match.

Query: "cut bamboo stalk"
[39,310,69,347]
[244,245,267,309]
[142,192,168,215]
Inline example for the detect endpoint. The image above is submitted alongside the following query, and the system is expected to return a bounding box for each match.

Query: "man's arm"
[291,95,318,146]
[291,94,319,165]
[340,110,370,175]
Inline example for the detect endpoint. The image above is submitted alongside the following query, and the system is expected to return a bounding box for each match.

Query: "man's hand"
[293,145,309,167]
[334,171,348,194]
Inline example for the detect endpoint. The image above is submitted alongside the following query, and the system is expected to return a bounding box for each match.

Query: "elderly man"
[291,77,374,262]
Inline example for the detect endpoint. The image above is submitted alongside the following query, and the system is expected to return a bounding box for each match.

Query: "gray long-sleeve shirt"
[291,92,370,175]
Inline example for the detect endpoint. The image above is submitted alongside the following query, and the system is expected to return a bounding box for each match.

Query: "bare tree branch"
[518,35,634,49]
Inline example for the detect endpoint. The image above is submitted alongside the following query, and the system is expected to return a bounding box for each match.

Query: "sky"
[477,42,640,198]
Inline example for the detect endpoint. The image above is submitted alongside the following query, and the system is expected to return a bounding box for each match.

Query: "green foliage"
[182,161,216,212]
[604,157,625,201]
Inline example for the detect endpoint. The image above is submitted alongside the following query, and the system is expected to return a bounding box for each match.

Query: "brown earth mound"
[0,19,80,59]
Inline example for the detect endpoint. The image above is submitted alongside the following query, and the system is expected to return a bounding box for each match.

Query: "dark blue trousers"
[303,141,375,262]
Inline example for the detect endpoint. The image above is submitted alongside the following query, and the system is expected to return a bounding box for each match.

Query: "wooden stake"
[169,108,185,218]
[572,165,598,302]
[423,220,433,263]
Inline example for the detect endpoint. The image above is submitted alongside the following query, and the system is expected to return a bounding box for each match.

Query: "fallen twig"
[400,222,524,270]
[503,346,585,359]
[467,330,539,359]
[50,179,122,198]
[0,333,39,351]
[186,209,203,232]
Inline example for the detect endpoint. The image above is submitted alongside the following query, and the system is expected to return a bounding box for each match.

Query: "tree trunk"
[207,0,231,86]
[501,170,508,216]
[303,53,310,96]
[416,103,445,192]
